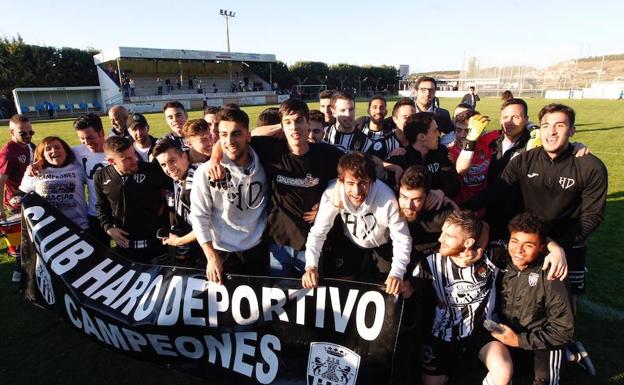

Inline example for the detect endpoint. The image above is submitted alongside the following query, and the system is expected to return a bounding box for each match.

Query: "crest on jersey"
[133,173,146,184]
[18,155,27,164]
[307,342,360,385]
[558,177,575,190]
[427,163,440,173]
[528,272,539,287]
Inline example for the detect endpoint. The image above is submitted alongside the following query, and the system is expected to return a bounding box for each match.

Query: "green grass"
[0,97,622,384]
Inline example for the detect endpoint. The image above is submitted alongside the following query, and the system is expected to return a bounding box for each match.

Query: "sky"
[2,0,624,73]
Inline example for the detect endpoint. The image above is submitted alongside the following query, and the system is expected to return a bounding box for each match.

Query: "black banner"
[21,193,403,385]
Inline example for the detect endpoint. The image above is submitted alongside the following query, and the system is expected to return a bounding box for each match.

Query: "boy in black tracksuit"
[491,213,574,385]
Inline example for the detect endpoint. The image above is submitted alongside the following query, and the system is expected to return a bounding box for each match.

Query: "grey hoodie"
[189,147,268,252]
[305,179,412,279]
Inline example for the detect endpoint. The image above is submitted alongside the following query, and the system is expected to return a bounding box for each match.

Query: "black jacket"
[496,257,574,350]
[94,162,171,240]
[500,144,607,248]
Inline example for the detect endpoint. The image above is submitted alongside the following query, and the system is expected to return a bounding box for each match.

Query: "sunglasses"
[19,131,35,138]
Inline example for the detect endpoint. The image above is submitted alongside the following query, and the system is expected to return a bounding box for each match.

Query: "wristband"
[463,140,477,151]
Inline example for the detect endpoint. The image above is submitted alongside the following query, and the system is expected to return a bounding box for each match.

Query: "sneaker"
[567,341,596,376]
[11,270,22,283]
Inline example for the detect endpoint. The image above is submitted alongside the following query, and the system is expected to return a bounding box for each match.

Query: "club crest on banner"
[35,254,55,305]
[307,342,360,385]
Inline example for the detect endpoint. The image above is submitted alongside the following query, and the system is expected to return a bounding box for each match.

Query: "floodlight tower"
[219,9,236,84]
[219,9,235,53]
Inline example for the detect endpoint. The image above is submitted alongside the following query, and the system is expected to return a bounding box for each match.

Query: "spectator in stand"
[44,101,54,119]
[129,78,135,96]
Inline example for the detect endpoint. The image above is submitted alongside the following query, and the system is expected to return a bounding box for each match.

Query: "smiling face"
[76,126,105,153]
[186,131,213,156]
[109,146,139,175]
[508,231,543,270]
[204,113,219,143]
[9,120,34,146]
[332,98,356,130]
[219,120,250,165]
[393,105,416,131]
[164,107,188,137]
[342,171,371,207]
[319,98,333,124]
[539,111,574,158]
[156,148,189,182]
[108,108,128,133]
[281,111,310,149]
[308,120,325,143]
[43,139,67,166]
[369,99,387,125]
[128,124,149,145]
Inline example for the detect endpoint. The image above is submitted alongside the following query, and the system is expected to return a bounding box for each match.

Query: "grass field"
[0,97,622,384]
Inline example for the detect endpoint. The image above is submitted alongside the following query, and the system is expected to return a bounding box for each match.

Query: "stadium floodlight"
[219,9,236,52]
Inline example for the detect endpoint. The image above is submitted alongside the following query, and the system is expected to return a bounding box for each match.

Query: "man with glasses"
[413,76,453,135]
[0,114,35,282]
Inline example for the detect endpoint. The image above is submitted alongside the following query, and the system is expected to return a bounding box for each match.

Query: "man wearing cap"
[127,113,157,162]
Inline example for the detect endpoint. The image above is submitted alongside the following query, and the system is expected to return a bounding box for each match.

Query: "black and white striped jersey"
[413,249,506,341]
[173,163,198,225]
[323,124,372,153]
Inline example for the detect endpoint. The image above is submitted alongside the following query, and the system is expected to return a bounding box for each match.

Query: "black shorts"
[566,243,587,294]
[509,347,564,385]
[216,241,269,277]
[421,332,495,376]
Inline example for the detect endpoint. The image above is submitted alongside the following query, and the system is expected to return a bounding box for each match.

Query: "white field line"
[578,297,624,321]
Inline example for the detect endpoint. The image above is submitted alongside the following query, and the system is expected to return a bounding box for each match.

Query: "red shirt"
[448,131,499,207]
[0,141,33,210]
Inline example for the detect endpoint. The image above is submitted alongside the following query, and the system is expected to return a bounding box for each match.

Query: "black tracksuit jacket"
[94,162,171,240]
[500,144,607,249]
[496,257,574,350]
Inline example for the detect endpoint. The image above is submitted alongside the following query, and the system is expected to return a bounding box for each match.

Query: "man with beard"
[162,101,189,150]
[95,136,171,263]
[355,95,392,140]
[369,97,416,160]
[127,113,157,162]
[413,76,453,135]
[323,91,372,153]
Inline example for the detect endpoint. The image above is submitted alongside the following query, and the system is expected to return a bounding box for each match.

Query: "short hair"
[501,98,528,117]
[203,106,221,116]
[278,99,309,121]
[180,119,209,138]
[404,112,436,144]
[34,136,75,168]
[330,91,354,107]
[445,209,483,241]
[257,107,281,126]
[74,113,104,133]
[538,103,576,127]
[9,114,29,125]
[508,213,547,244]
[337,152,376,182]
[368,95,386,108]
[501,90,514,101]
[455,102,473,110]
[319,90,334,100]
[163,101,185,112]
[391,98,416,117]
[152,138,185,159]
[223,103,240,110]
[400,165,430,193]
[218,108,249,130]
[453,109,479,127]
[104,136,133,155]
[415,76,437,90]
[308,110,325,125]
[469,86,475,91]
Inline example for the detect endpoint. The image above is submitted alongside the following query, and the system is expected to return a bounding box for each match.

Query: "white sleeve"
[386,198,412,279]
[304,185,340,270]
[189,165,214,246]
[18,174,36,194]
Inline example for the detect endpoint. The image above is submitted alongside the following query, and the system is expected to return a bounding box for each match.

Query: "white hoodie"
[189,147,268,252]
[305,179,412,279]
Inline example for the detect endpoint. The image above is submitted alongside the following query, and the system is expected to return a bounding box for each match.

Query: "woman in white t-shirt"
[12,136,88,229]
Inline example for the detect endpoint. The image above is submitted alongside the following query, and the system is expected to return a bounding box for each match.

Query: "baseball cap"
[128,113,149,129]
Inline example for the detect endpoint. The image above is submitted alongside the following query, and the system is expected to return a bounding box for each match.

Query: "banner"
[20,193,403,385]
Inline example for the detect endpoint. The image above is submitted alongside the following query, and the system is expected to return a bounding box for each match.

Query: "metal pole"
[225,16,230,52]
